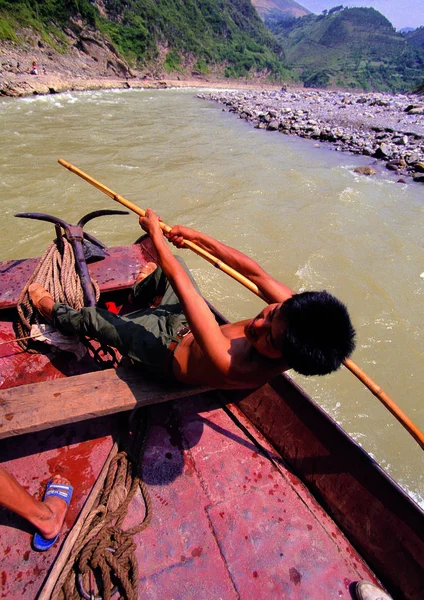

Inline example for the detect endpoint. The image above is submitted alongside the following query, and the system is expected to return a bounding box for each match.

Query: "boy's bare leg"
[0,468,71,540]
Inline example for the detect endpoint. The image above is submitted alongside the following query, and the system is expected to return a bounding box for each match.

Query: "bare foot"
[135,261,157,283]
[34,475,72,540]
[28,283,54,321]
[128,262,157,305]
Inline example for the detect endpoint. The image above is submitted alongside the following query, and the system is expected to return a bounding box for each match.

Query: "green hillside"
[0,0,291,79]
[405,26,424,51]
[269,7,424,92]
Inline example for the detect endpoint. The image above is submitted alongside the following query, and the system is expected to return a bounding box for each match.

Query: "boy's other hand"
[165,225,195,248]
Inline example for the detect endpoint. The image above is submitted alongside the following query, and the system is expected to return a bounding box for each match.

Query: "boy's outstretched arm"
[165,225,293,304]
[139,211,232,374]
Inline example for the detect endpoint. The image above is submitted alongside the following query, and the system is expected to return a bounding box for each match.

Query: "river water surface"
[1,88,423,505]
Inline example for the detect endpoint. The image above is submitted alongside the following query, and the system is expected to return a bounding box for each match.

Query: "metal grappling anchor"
[16,209,129,306]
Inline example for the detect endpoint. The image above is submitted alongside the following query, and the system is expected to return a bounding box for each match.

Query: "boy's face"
[244,303,286,359]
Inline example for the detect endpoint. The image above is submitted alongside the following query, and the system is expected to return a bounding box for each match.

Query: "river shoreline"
[2,54,423,182]
[0,70,283,97]
[1,33,283,99]
[198,89,424,183]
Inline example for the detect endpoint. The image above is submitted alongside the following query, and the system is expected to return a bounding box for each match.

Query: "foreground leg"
[52,304,137,354]
[0,468,72,550]
[29,283,168,366]
[29,283,133,353]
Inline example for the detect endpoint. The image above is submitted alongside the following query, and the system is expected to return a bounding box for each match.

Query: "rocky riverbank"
[0,36,280,98]
[198,89,424,183]
[2,36,424,183]
[0,43,199,97]
[0,69,278,97]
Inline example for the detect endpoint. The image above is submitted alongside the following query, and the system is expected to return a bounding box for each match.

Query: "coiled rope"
[51,409,152,600]
[15,238,100,351]
[15,238,152,597]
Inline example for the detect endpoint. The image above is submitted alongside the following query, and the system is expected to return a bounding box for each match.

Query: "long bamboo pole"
[58,158,424,450]
[58,159,267,302]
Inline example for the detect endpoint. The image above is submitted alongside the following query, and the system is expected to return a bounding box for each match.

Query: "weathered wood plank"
[0,368,208,439]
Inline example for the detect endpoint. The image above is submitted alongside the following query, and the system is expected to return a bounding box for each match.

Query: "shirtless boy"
[29,209,355,389]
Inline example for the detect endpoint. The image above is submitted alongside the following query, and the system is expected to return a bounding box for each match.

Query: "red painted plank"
[0,238,157,310]
[0,415,123,599]
[141,553,238,599]
[128,397,378,599]
[208,491,359,599]
[0,320,99,390]
[235,379,424,600]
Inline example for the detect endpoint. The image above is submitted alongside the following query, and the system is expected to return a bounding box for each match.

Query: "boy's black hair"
[279,291,355,376]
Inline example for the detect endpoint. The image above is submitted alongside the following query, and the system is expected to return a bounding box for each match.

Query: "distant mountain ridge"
[268,7,424,92]
[251,0,310,23]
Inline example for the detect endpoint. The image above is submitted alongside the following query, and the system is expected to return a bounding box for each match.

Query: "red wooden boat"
[0,216,423,600]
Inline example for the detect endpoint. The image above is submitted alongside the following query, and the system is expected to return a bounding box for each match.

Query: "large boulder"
[374,143,393,159]
[267,119,279,131]
[405,104,424,115]
[354,166,376,176]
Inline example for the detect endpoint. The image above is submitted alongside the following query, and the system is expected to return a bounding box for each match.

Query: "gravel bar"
[199,89,424,183]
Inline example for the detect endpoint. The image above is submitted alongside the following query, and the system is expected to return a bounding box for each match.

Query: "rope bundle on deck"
[15,238,100,350]
[51,410,152,600]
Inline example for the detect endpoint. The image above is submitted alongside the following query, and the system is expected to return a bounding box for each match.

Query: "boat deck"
[0,390,378,599]
[0,414,121,598]
[133,392,378,598]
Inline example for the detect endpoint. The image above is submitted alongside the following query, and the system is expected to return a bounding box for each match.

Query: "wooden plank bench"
[0,368,208,439]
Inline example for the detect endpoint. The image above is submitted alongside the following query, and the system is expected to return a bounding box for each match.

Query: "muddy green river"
[1,88,423,506]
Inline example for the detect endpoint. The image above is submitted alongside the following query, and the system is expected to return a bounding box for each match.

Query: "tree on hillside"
[328,6,343,15]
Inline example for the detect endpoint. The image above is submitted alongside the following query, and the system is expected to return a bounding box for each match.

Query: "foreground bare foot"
[28,283,54,321]
[33,475,73,542]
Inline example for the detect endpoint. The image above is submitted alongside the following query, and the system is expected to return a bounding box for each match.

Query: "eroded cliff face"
[1,19,129,76]
[0,17,135,97]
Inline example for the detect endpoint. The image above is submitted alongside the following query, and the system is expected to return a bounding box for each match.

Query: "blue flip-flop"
[32,480,73,552]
